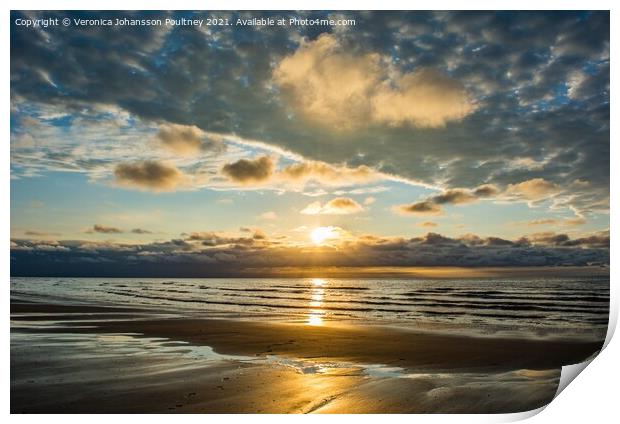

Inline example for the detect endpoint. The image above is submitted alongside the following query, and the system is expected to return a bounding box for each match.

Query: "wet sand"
[11,301,604,413]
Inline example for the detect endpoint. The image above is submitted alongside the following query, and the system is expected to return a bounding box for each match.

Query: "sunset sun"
[310,226,338,245]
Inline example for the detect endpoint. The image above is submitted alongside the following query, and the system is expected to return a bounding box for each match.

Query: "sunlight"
[307,312,323,326]
[311,278,326,286]
[307,278,326,325]
[310,226,338,245]
[310,289,324,307]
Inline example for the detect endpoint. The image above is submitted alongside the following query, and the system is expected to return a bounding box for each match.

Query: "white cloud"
[300,197,364,215]
[506,178,561,201]
[274,33,475,130]
[155,123,222,155]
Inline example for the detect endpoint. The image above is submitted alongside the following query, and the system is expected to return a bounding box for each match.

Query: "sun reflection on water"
[311,278,326,286]
[307,279,327,325]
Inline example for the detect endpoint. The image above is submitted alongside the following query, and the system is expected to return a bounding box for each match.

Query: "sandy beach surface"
[11,300,603,413]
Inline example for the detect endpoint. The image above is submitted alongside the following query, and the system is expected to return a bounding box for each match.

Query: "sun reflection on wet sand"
[307,314,323,326]
[307,278,327,325]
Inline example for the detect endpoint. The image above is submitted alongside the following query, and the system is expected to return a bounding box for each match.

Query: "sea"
[10,275,610,340]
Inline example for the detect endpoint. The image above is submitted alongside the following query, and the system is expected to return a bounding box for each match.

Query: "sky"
[10,11,610,276]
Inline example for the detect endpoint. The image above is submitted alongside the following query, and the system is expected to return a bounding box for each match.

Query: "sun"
[310,226,338,245]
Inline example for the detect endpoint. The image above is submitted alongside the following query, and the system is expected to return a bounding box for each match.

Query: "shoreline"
[11,300,604,413]
[12,301,604,372]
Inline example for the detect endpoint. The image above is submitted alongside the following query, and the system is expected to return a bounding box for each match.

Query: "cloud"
[131,228,153,234]
[394,177,576,220]
[566,65,609,101]
[17,243,70,252]
[185,230,267,247]
[418,221,438,228]
[89,224,123,234]
[274,33,475,129]
[565,217,587,226]
[299,201,324,215]
[523,219,558,226]
[221,156,275,185]
[155,123,222,155]
[430,189,478,205]
[278,160,381,187]
[114,160,187,192]
[430,185,500,205]
[251,229,267,240]
[396,201,443,216]
[370,68,476,128]
[364,196,376,205]
[273,34,379,130]
[396,184,500,216]
[528,230,609,248]
[563,232,609,248]
[506,178,560,201]
[521,217,586,227]
[484,236,515,246]
[11,228,609,277]
[473,184,500,197]
[567,71,588,100]
[528,232,569,246]
[219,155,384,189]
[9,11,609,217]
[24,230,61,237]
[300,197,364,215]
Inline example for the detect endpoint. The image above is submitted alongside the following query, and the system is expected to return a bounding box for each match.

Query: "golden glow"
[310,226,338,245]
[261,266,606,279]
[308,313,323,326]
[310,288,324,307]
[307,278,327,325]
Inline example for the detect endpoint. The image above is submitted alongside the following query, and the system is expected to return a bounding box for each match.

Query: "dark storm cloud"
[10,229,609,277]
[10,11,609,214]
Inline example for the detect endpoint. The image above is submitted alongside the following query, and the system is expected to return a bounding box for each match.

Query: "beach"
[11,296,604,413]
